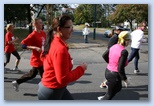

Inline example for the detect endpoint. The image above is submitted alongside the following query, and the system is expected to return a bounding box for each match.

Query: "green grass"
[4,26,148,51]
[73,25,111,32]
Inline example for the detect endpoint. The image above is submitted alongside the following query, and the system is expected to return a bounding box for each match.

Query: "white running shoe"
[97,96,104,100]
[134,69,140,74]
[12,67,19,71]
[12,81,19,92]
[100,81,108,89]
[123,80,130,88]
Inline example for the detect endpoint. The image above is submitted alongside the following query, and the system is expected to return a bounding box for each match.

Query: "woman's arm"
[118,49,128,81]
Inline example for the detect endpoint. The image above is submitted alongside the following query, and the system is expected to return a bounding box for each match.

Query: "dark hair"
[42,15,72,56]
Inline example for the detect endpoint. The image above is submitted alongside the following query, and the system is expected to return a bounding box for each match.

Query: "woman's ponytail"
[42,29,54,56]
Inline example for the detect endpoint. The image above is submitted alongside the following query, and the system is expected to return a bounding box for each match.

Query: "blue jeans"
[128,48,140,70]
[38,82,74,100]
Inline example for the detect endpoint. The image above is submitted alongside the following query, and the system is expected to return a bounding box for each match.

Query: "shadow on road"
[69,80,92,86]
[72,85,148,100]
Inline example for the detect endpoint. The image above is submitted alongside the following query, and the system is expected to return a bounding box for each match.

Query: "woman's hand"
[80,63,87,71]
[35,47,42,53]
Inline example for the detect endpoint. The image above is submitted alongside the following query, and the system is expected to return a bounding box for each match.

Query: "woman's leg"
[102,69,121,100]
[16,67,38,84]
[12,50,21,69]
[61,88,74,100]
[38,82,54,100]
[134,49,140,70]
[37,66,44,78]
[4,52,11,67]
[128,48,136,62]
[38,82,73,100]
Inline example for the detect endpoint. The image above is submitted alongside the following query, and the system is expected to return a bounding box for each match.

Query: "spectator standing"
[82,23,90,43]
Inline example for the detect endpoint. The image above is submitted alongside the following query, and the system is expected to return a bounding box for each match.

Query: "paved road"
[4,31,148,100]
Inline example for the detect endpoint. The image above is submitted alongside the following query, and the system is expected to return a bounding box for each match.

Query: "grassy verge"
[73,25,111,33]
[4,26,148,51]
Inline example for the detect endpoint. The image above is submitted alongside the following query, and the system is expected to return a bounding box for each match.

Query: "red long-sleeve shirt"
[4,32,15,53]
[41,36,84,89]
[21,30,46,67]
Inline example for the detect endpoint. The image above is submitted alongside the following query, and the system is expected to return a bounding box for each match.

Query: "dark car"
[123,28,131,33]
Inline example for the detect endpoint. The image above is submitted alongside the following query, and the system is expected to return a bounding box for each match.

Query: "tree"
[74,4,115,27]
[74,4,91,25]
[101,4,116,27]
[4,4,47,33]
[4,4,27,24]
[108,4,148,30]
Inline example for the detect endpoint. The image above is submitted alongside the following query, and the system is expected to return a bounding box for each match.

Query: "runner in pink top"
[107,44,128,72]
[98,31,130,100]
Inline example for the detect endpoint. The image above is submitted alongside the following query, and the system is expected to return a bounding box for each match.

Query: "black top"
[118,49,128,80]
[107,33,118,49]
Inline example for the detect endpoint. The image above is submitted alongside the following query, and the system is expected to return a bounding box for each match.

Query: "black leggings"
[103,68,122,100]
[5,50,20,63]
[16,66,44,85]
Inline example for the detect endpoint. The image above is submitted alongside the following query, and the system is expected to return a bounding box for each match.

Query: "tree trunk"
[25,4,32,34]
[46,4,53,33]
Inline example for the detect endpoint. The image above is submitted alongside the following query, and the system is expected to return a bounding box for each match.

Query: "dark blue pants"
[38,82,74,100]
[128,48,140,70]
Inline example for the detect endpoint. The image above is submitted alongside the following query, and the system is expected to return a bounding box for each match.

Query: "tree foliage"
[108,4,148,29]
[74,4,91,24]
[74,4,115,27]
[4,4,28,23]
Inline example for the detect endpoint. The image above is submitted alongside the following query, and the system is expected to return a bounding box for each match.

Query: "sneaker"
[134,69,140,74]
[12,81,19,92]
[123,80,130,88]
[100,81,108,88]
[12,67,20,71]
[97,96,104,100]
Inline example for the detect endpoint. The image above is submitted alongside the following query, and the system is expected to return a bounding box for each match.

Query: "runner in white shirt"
[128,22,147,74]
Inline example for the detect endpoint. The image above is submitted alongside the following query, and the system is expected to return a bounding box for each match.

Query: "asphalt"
[4,30,148,101]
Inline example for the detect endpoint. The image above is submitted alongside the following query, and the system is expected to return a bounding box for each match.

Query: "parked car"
[123,28,131,33]
[103,30,112,38]
[103,27,131,38]
[103,29,115,38]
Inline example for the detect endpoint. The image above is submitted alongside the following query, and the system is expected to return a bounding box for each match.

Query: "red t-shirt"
[4,32,15,53]
[41,36,84,89]
[21,30,46,67]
